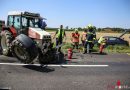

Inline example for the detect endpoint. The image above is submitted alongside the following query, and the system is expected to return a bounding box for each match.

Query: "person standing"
[81,29,87,46]
[71,29,80,50]
[98,36,107,54]
[83,24,96,54]
[38,18,47,30]
[53,25,66,50]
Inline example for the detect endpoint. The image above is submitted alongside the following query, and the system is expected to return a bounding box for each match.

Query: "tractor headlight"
[42,35,51,42]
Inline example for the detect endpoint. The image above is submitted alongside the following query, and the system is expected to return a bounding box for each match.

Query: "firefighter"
[91,26,96,49]
[71,29,80,50]
[83,24,96,54]
[98,36,107,54]
[53,25,66,50]
[81,29,87,46]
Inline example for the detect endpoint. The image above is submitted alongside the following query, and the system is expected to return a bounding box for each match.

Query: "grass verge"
[61,43,130,53]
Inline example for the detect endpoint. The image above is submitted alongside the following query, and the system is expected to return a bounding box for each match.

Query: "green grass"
[61,43,73,53]
[105,45,130,53]
[60,43,130,53]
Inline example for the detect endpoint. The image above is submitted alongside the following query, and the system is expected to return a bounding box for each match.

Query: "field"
[49,31,130,44]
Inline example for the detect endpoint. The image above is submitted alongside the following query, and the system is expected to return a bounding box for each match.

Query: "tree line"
[46,27,130,33]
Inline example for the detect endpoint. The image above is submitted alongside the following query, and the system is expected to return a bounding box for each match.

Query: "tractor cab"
[7,11,50,41]
[7,11,44,35]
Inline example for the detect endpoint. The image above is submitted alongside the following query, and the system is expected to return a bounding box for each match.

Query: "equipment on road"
[0,11,63,64]
[67,48,73,59]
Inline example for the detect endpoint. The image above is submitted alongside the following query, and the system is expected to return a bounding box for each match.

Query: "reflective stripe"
[86,40,93,42]
[93,38,96,40]
[87,32,93,34]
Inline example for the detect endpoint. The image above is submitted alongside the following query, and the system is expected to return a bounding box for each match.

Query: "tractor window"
[29,19,35,27]
[34,19,39,27]
[8,16,14,26]
[14,16,21,29]
[21,16,39,28]
[22,17,27,27]
[29,18,39,28]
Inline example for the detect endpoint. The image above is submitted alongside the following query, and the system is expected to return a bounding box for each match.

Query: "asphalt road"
[0,53,130,90]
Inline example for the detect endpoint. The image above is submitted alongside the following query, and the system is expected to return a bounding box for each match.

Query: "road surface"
[0,53,130,90]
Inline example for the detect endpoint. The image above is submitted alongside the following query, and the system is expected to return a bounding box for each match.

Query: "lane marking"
[0,63,109,67]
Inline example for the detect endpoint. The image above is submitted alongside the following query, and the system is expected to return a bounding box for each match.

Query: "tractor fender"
[2,26,17,37]
[15,34,35,48]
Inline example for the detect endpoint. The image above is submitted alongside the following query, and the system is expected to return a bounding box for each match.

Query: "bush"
[105,45,130,53]
[61,43,73,53]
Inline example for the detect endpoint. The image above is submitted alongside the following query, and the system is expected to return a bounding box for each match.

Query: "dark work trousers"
[72,42,79,49]
[56,38,63,51]
[84,42,93,49]
[84,41,93,53]
[81,40,85,46]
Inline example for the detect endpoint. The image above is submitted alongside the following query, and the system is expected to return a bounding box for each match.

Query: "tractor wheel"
[11,34,38,63]
[1,30,13,56]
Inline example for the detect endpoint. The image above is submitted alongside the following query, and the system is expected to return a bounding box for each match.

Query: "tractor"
[0,11,63,64]
[0,20,5,32]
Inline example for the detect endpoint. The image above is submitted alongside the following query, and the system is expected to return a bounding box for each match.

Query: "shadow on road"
[23,65,55,73]
[91,52,107,55]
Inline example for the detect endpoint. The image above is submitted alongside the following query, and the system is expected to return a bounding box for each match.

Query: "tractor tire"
[11,34,38,63]
[1,30,13,56]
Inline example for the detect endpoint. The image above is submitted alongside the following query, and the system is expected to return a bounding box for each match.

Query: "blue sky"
[0,0,130,28]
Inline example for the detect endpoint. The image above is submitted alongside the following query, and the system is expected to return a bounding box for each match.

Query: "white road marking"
[0,63,109,67]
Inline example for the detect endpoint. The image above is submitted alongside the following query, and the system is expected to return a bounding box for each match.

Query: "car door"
[116,38,126,45]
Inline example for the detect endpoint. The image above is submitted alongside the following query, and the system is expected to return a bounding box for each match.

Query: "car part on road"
[38,43,64,65]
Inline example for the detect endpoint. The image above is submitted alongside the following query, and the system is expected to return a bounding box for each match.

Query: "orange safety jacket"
[71,33,80,43]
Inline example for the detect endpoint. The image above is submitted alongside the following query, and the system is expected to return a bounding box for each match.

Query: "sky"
[0,0,130,28]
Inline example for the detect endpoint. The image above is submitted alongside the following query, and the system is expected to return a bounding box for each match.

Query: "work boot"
[99,51,103,54]
[83,52,86,54]
[83,48,86,54]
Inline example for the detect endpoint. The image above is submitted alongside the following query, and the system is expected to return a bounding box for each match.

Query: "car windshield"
[22,16,39,28]
[109,37,117,41]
